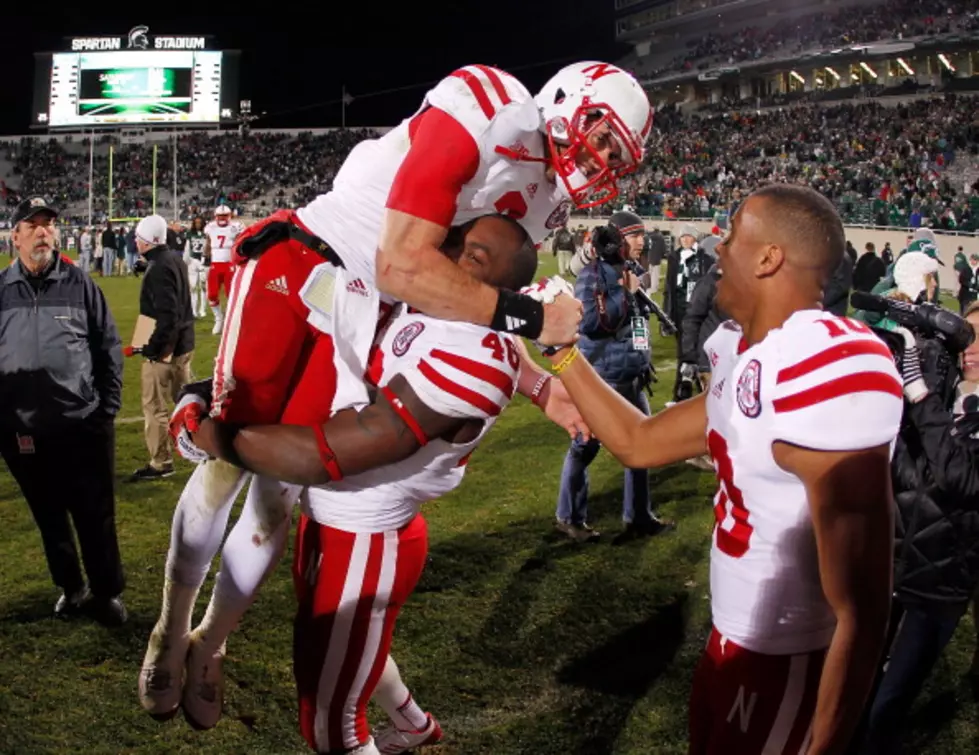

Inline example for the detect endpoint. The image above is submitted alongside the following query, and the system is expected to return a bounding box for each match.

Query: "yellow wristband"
[552,346,580,375]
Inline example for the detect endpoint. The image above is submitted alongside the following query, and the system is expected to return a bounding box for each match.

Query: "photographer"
[853,278,979,753]
[554,211,673,542]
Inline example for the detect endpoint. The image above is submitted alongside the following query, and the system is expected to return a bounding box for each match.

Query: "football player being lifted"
[142,61,653,729]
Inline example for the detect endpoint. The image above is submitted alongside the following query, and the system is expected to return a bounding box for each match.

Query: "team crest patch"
[736,359,762,418]
[392,322,425,357]
[545,199,572,230]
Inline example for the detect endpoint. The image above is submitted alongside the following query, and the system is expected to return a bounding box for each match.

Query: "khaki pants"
[141,352,194,469]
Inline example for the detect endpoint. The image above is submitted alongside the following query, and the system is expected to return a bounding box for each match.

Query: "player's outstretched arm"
[375,105,579,346]
[192,375,463,486]
[547,346,708,468]
[378,210,498,326]
[773,440,894,755]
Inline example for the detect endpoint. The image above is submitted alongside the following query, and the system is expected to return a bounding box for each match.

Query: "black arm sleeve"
[905,393,979,507]
[86,275,123,417]
[143,266,180,361]
[679,272,715,365]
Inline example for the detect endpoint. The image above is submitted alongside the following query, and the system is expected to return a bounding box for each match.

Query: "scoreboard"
[33,27,240,128]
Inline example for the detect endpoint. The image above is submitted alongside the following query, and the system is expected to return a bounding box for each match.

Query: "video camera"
[850,291,975,405]
[849,292,975,353]
[592,223,678,335]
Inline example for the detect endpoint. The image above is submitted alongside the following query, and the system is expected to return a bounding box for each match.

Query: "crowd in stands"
[636,0,979,79]
[614,94,979,230]
[3,89,979,234]
[1,129,378,227]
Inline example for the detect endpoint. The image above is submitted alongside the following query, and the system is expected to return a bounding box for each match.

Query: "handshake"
[519,276,580,356]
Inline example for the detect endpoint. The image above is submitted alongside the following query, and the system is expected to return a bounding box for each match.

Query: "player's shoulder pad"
[426,65,533,140]
[387,315,519,420]
[765,310,902,449]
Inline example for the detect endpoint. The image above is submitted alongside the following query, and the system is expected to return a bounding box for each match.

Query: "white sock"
[156,577,199,639]
[373,656,429,731]
[211,304,223,322]
[162,461,248,634]
[193,476,299,655]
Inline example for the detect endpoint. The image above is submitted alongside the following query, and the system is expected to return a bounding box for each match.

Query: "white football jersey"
[301,304,520,532]
[204,220,244,264]
[703,309,903,655]
[296,65,571,302]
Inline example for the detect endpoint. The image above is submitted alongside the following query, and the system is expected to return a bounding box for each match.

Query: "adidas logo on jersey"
[506,315,526,331]
[265,275,289,295]
[346,278,370,297]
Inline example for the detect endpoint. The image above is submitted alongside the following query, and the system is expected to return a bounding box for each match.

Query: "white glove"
[519,276,577,355]
[895,326,928,403]
[169,392,211,464]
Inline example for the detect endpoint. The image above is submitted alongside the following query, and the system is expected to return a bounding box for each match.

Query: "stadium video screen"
[44,50,224,126]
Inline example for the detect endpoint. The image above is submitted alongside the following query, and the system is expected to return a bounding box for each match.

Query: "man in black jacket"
[127,214,195,481]
[0,197,126,624]
[859,308,979,753]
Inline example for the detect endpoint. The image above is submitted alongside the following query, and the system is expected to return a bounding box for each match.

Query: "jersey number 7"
[708,429,753,558]
[217,235,227,248]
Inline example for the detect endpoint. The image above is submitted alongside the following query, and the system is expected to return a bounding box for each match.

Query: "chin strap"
[493,145,550,165]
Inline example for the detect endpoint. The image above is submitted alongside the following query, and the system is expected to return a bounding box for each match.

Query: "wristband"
[530,374,551,407]
[552,347,580,375]
[312,424,344,481]
[491,289,545,339]
[381,385,428,446]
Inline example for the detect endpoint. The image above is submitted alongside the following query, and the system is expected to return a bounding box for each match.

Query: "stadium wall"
[565,218,977,289]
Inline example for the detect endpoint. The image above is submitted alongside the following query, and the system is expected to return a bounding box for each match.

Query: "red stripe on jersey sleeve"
[450,69,496,119]
[776,339,895,384]
[473,65,512,106]
[418,359,502,417]
[772,371,903,413]
[385,107,481,227]
[430,348,515,398]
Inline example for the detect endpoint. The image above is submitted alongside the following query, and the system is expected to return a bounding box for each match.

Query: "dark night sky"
[0,5,626,135]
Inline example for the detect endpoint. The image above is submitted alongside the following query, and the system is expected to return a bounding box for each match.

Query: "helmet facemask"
[545,104,643,210]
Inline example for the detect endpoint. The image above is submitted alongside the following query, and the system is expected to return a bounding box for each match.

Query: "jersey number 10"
[708,429,753,558]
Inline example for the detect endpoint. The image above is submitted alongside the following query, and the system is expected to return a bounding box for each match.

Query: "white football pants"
[163,459,300,650]
[185,257,208,318]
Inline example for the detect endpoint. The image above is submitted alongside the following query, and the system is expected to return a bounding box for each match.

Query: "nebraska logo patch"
[392,322,425,357]
[545,199,572,230]
[736,359,762,418]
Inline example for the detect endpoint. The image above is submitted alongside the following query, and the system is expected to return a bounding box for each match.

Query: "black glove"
[591,224,624,262]
[177,377,214,407]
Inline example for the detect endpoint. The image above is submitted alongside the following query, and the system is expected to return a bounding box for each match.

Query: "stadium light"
[825,67,840,80]
[859,62,879,79]
[789,71,806,84]
[938,53,956,72]
[897,58,915,75]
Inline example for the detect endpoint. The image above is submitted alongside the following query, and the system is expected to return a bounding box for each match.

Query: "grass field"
[1,255,978,754]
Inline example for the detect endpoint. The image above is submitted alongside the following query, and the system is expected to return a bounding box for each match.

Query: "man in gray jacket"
[0,198,126,625]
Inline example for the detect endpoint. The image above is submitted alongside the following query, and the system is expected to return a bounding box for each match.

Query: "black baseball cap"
[12,197,59,225]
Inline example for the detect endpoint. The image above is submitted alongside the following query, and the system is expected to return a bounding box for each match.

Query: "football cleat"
[374,713,443,754]
[181,632,225,729]
[138,624,190,718]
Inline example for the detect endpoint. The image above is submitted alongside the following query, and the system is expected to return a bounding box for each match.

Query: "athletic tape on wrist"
[531,374,551,407]
[381,386,428,446]
[491,289,545,339]
[312,424,344,481]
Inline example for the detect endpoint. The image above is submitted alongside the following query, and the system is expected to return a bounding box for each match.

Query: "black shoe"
[613,516,676,545]
[89,595,128,627]
[129,464,174,482]
[54,585,92,617]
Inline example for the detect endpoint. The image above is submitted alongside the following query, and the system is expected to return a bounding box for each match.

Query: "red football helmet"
[535,62,653,209]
